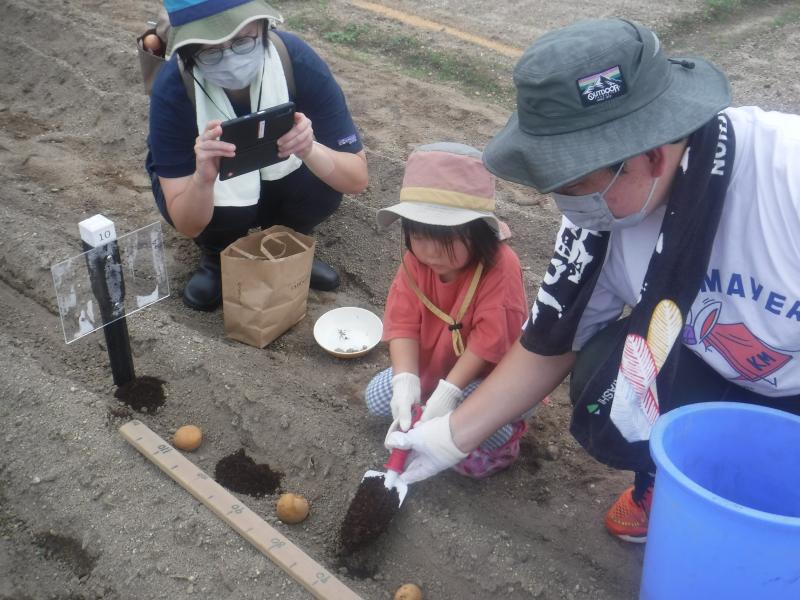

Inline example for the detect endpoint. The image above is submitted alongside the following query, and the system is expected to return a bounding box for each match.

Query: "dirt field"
[1,1,798,599]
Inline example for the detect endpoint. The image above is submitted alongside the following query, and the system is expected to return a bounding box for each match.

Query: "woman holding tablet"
[146,0,368,311]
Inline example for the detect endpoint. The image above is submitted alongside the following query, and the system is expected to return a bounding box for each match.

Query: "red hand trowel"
[363,404,422,506]
[337,405,422,555]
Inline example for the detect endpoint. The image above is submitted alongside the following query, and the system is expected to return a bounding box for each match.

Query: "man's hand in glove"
[421,379,462,422]
[385,414,468,484]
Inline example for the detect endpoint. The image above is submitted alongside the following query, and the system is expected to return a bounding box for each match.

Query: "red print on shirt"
[684,301,791,385]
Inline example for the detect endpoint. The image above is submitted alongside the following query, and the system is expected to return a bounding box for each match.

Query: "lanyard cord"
[402,252,484,357]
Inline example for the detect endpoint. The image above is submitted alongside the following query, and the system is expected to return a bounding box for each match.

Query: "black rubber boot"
[182,251,222,311]
[183,227,245,312]
[310,257,340,291]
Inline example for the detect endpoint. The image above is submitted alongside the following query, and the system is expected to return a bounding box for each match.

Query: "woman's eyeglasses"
[194,34,260,66]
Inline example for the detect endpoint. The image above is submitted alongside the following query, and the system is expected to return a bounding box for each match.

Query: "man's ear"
[644,145,670,178]
[646,140,687,178]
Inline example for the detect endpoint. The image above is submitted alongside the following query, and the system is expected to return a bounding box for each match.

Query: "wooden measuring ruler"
[120,419,363,600]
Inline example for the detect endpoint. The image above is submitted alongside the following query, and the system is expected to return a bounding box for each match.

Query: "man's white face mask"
[196,38,264,90]
[551,162,659,231]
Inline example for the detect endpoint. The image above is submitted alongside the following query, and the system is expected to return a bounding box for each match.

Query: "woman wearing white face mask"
[146,0,368,311]
[191,23,267,91]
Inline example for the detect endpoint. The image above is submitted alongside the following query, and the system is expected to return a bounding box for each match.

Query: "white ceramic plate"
[313,307,383,359]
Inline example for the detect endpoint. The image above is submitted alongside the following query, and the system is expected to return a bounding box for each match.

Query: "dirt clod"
[214,449,284,497]
[337,474,400,556]
[113,375,166,413]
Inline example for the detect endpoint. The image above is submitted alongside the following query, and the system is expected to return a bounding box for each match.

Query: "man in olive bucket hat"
[146,0,368,310]
[387,18,800,543]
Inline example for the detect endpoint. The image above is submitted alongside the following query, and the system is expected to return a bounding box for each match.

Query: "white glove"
[385,414,467,484]
[421,379,462,422]
[383,418,402,450]
[390,372,421,431]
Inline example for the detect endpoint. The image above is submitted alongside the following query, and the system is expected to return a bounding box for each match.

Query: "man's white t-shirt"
[573,106,800,397]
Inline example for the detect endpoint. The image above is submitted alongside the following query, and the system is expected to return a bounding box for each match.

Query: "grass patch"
[705,0,744,12]
[773,4,800,27]
[322,24,370,45]
[662,0,790,42]
[283,9,515,107]
[703,0,781,19]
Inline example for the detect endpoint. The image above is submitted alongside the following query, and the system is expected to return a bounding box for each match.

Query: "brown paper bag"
[220,226,315,348]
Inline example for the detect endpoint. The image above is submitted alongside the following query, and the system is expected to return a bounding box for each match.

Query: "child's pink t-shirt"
[382,243,528,398]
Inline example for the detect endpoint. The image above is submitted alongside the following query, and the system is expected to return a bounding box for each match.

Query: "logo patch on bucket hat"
[577,66,627,107]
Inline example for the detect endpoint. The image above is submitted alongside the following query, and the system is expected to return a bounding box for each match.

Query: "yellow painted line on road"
[349,0,524,58]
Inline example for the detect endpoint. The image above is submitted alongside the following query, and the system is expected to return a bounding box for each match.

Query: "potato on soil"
[394,583,423,600]
[172,425,203,451]
[276,493,309,524]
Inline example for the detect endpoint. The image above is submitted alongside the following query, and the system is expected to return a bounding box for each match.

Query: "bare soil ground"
[1,1,798,599]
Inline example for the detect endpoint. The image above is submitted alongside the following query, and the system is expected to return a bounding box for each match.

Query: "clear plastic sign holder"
[51,220,170,345]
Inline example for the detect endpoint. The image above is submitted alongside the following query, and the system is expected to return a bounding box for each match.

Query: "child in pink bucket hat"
[366,142,531,478]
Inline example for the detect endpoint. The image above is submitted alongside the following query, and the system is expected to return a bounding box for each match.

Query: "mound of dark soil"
[113,375,166,413]
[337,474,400,556]
[214,448,284,497]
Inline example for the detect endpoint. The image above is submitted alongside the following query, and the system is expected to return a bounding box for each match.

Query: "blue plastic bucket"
[641,402,800,599]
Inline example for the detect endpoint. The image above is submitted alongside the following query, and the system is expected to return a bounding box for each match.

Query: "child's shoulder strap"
[176,57,196,105]
[267,29,296,99]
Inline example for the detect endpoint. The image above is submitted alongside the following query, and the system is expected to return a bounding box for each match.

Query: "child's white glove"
[385,413,467,484]
[390,372,421,431]
[421,379,462,422]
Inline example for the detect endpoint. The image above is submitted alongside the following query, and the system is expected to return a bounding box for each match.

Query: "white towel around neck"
[194,40,302,207]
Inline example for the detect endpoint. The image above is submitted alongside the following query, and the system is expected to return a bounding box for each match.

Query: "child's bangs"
[401,218,500,268]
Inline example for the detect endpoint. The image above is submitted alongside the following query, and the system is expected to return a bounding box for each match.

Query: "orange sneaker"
[604,485,653,543]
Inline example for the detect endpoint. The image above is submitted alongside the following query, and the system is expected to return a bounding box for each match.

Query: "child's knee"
[453,421,527,479]
[364,392,383,416]
[364,374,391,417]
[364,367,392,417]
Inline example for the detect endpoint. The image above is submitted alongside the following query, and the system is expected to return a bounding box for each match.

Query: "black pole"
[82,238,136,386]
